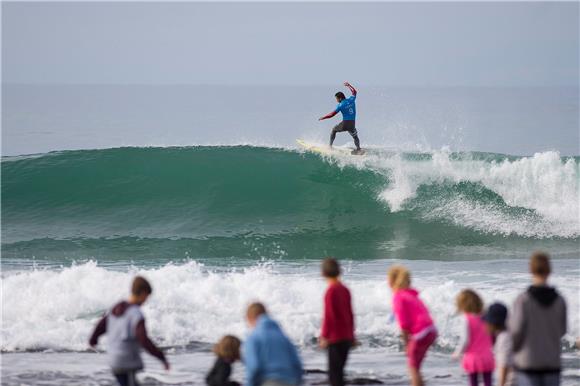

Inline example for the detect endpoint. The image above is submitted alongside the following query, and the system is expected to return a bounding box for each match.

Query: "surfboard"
[296,139,365,156]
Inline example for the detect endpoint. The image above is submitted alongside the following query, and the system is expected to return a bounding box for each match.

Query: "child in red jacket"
[319,258,355,386]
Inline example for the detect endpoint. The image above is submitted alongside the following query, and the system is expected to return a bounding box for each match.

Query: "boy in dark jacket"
[509,252,567,386]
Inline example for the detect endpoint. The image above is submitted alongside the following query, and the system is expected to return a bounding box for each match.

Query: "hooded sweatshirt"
[89,301,167,372]
[243,315,303,386]
[509,285,567,373]
[392,288,435,336]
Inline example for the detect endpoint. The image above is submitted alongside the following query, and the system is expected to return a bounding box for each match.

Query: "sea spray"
[2,259,578,353]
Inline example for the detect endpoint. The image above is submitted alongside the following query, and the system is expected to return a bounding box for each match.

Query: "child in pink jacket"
[453,289,495,386]
[388,265,437,386]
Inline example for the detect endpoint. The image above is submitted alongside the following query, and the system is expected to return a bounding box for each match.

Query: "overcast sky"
[3,1,578,86]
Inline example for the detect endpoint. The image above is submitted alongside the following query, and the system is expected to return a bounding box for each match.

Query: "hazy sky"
[3,1,579,86]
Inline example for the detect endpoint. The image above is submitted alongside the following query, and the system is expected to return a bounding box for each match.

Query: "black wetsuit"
[206,357,240,386]
[331,120,360,150]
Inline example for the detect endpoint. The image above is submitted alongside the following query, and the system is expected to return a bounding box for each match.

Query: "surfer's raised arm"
[344,81,357,96]
[319,110,338,121]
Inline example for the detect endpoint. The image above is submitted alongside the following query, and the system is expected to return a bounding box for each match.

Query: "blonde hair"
[388,265,411,290]
[456,289,484,314]
[213,335,241,362]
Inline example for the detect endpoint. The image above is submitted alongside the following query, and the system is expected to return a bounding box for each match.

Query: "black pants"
[114,371,139,386]
[328,340,352,386]
[330,121,360,150]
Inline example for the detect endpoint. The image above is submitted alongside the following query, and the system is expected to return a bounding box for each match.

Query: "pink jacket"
[392,288,434,335]
[462,313,495,373]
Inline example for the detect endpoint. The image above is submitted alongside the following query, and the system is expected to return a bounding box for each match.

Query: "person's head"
[321,257,341,280]
[131,276,152,305]
[213,335,241,363]
[246,302,267,328]
[529,251,551,284]
[456,289,484,315]
[387,265,411,291]
[335,92,346,103]
[483,302,508,335]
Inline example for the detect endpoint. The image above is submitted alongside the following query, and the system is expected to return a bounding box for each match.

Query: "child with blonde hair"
[206,335,241,386]
[453,289,495,386]
[387,265,437,386]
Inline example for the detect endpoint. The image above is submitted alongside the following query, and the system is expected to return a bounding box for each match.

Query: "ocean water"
[1,85,579,385]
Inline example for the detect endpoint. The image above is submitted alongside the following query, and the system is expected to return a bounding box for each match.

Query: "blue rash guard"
[335,95,356,121]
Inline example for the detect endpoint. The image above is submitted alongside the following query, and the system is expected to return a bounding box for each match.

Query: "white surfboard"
[296,139,365,156]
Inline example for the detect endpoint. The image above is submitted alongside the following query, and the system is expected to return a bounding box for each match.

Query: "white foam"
[325,149,579,238]
[2,260,578,353]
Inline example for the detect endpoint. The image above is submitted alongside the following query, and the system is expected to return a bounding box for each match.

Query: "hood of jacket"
[527,285,559,307]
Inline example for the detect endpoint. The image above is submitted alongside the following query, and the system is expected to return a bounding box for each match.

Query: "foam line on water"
[2,260,578,353]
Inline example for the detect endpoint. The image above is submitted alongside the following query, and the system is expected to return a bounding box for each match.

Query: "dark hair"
[247,302,267,320]
[131,276,152,296]
[530,251,551,277]
[322,257,341,278]
[335,92,346,101]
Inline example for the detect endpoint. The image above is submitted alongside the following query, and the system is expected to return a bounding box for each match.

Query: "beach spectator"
[453,289,494,386]
[319,258,355,386]
[89,276,169,386]
[243,302,303,386]
[509,252,567,386]
[388,265,437,386]
[483,303,514,386]
[206,335,242,386]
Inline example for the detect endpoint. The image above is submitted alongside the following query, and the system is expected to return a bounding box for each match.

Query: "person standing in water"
[319,82,362,154]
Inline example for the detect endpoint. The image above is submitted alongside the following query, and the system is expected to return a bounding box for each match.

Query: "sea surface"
[1,85,579,385]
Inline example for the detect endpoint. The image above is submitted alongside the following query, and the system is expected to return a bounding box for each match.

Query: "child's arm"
[452,316,469,359]
[498,366,509,386]
[508,295,526,353]
[319,290,333,348]
[135,319,170,370]
[88,314,107,347]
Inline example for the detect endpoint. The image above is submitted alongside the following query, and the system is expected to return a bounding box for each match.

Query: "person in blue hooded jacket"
[243,302,303,386]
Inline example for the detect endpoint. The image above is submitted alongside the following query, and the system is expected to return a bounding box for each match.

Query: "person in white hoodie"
[89,276,169,386]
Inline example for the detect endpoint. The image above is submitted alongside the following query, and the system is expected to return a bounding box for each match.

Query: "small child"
[483,303,514,386]
[387,265,437,386]
[89,276,169,386]
[453,289,495,386]
[206,335,241,386]
[319,257,355,386]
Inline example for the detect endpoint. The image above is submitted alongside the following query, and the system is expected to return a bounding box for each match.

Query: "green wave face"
[2,146,579,264]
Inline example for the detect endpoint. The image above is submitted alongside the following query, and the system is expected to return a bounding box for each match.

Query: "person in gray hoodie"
[509,252,567,386]
[89,276,170,386]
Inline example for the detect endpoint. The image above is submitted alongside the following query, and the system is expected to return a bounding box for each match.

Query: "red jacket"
[321,281,355,343]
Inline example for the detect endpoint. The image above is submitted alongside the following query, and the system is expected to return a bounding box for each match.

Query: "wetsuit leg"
[330,130,337,147]
[330,122,344,146]
[352,134,361,150]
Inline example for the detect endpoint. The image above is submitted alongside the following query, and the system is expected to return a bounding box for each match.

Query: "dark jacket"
[509,285,567,372]
[206,357,240,386]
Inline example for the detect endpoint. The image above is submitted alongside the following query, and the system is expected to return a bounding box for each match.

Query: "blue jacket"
[243,315,303,386]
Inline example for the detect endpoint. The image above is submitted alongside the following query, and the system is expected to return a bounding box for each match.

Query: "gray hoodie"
[509,285,567,373]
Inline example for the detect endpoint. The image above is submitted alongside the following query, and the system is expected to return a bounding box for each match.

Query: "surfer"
[319,82,362,154]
